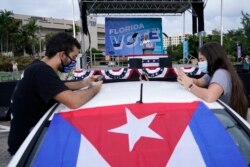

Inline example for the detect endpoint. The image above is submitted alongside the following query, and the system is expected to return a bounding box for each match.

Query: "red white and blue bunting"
[173,67,202,76]
[100,68,134,80]
[136,68,170,78]
[73,69,95,80]
[70,67,202,81]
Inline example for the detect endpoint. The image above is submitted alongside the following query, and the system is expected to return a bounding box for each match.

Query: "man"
[8,32,103,155]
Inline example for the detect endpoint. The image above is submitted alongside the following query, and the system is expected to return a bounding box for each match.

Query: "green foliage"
[91,48,102,54]
[167,44,183,62]
[166,11,250,63]
[241,12,250,54]
[15,56,34,70]
[0,55,12,71]
[187,35,199,58]
[66,24,80,36]
[0,55,34,71]
[44,32,54,49]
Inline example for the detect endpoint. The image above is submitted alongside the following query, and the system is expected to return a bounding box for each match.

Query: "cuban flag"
[32,102,247,167]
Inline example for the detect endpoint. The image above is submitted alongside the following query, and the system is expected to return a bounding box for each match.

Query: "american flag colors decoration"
[136,68,170,78]
[70,67,203,81]
[173,67,202,76]
[100,68,134,80]
[73,69,95,80]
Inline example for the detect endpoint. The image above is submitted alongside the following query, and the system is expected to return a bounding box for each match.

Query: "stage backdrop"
[105,18,163,56]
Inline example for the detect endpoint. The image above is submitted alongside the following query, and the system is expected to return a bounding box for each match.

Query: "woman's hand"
[177,69,193,88]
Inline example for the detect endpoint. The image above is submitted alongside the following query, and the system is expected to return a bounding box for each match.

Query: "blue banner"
[183,40,189,59]
[237,45,241,58]
[105,18,163,56]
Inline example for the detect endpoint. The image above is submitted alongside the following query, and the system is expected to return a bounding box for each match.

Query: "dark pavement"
[0,121,11,167]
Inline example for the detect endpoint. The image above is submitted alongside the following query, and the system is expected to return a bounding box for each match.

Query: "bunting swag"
[137,67,169,78]
[32,102,247,167]
[69,67,203,81]
[73,69,95,80]
[100,68,134,80]
[173,67,202,76]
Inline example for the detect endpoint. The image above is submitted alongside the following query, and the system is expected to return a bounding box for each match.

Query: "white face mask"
[198,61,208,73]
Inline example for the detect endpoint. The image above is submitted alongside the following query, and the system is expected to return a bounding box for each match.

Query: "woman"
[177,42,248,119]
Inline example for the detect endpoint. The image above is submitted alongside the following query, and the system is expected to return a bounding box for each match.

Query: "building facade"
[12,13,192,54]
[12,14,105,52]
[163,34,191,49]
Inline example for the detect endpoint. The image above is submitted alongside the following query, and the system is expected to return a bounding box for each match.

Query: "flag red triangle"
[60,102,199,166]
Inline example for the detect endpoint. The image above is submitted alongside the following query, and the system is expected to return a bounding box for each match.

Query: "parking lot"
[0,121,11,167]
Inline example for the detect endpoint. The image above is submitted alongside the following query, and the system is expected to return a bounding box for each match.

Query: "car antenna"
[136,83,143,103]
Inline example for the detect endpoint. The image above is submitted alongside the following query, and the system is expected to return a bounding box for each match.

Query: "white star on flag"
[108,108,163,151]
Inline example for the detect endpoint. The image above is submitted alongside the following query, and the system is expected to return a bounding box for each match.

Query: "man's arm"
[54,81,102,109]
[64,75,99,90]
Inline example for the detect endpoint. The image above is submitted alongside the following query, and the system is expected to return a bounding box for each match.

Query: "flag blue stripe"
[32,114,81,167]
[189,102,247,167]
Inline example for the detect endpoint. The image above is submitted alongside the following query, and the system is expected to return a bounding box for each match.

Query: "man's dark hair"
[45,32,81,58]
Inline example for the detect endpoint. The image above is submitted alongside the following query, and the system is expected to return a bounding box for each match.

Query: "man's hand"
[88,75,103,83]
[90,80,103,93]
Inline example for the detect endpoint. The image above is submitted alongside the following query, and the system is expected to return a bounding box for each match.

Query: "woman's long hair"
[199,42,248,119]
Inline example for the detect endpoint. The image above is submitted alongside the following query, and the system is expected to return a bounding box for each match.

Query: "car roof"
[54,81,223,114]
[8,81,250,166]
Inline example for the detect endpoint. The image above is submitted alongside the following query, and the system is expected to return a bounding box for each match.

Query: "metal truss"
[81,0,204,16]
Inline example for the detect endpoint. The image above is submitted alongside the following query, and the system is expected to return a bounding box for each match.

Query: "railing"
[0,71,22,82]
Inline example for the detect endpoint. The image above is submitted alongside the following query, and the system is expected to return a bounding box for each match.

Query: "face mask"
[59,59,77,73]
[198,61,208,73]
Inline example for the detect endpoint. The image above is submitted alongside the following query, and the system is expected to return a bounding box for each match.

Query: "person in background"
[12,61,18,72]
[11,61,18,80]
[140,34,154,54]
[245,55,250,63]
[8,32,103,155]
[177,42,248,119]
[243,55,250,71]
[141,34,154,48]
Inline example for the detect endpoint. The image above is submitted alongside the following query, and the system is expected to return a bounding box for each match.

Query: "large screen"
[105,18,163,56]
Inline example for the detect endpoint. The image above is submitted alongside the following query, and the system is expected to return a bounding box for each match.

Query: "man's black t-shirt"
[8,60,68,155]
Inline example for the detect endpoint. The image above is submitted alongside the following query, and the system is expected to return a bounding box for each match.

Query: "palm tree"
[15,19,38,55]
[241,12,250,54]
[0,10,18,55]
[66,24,80,36]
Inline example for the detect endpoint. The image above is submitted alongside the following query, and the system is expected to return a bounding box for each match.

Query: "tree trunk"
[12,42,14,57]
[6,33,9,56]
[0,35,3,54]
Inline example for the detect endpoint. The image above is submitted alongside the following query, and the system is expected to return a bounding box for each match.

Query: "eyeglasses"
[64,53,75,62]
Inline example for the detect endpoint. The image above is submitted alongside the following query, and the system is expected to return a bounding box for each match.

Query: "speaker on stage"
[192,2,204,33]
[159,57,172,68]
[128,58,142,69]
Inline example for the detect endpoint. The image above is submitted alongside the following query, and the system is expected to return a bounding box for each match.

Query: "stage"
[127,54,172,68]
